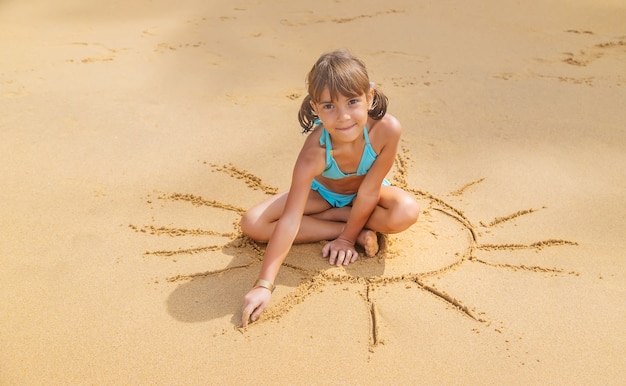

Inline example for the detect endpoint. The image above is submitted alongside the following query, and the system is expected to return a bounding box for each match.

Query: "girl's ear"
[367,87,375,109]
[309,99,318,115]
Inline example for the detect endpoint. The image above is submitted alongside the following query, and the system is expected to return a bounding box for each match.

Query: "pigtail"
[368,88,388,120]
[298,94,319,133]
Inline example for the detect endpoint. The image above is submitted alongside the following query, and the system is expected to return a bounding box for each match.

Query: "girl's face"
[311,86,374,142]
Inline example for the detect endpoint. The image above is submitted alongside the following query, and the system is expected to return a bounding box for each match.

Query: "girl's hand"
[322,238,359,266]
[241,287,272,328]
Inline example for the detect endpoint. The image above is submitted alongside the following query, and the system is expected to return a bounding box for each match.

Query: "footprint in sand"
[130,147,578,351]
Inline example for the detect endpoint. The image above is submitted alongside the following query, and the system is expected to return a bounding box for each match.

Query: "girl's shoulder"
[368,113,402,145]
[370,113,401,132]
[295,124,326,173]
[303,123,325,147]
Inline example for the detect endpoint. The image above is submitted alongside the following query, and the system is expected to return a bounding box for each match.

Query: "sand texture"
[1,0,625,384]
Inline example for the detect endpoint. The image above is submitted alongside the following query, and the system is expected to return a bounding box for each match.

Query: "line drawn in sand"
[492,36,626,86]
[130,148,579,352]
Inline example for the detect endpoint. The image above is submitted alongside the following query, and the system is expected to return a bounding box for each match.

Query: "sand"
[1,0,625,384]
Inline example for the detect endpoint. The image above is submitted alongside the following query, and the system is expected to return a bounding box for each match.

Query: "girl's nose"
[337,106,350,121]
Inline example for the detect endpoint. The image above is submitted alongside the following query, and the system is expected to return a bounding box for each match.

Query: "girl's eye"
[323,104,333,110]
[348,98,360,105]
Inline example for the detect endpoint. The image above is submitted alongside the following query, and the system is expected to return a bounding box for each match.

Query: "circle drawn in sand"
[281,206,470,279]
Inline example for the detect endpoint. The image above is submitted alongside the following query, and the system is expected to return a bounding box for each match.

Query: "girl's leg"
[309,186,420,233]
[365,186,420,233]
[240,186,419,256]
[240,190,346,244]
[309,206,351,222]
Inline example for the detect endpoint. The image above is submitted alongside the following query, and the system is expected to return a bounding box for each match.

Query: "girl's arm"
[242,141,322,326]
[256,159,316,283]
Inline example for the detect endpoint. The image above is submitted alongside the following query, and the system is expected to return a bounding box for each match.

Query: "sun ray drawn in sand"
[130,149,578,352]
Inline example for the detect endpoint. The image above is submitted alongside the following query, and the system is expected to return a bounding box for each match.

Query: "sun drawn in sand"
[130,148,578,352]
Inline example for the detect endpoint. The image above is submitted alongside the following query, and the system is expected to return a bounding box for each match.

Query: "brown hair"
[298,49,388,133]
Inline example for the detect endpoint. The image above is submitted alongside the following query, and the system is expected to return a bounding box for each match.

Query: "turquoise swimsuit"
[311,125,390,207]
[319,125,378,179]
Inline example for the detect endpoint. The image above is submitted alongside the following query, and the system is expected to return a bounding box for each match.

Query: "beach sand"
[1,0,625,384]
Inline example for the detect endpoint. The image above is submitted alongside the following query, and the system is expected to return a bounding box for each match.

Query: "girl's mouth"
[336,123,355,131]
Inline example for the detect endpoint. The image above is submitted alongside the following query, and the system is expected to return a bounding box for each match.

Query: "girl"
[240,49,420,327]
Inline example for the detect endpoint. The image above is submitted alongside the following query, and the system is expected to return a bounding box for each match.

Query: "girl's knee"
[407,200,420,225]
[239,210,269,242]
[389,197,420,232]
[407,197,420,221]
[239,212,253,237]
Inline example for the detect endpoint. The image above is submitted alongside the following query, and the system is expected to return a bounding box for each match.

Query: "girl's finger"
[251,306,263,322]
[322,242,330,258]
[328,248,338,265]
[343,250,351,265]
[335,250,346,266]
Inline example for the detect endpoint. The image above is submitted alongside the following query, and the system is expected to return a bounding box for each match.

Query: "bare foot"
[357,230,379,257]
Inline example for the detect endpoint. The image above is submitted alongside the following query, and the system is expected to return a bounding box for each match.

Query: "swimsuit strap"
[319,125,375,179]
[356,126,376,175]
[363,125,371,145]
[320,128,333,166]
